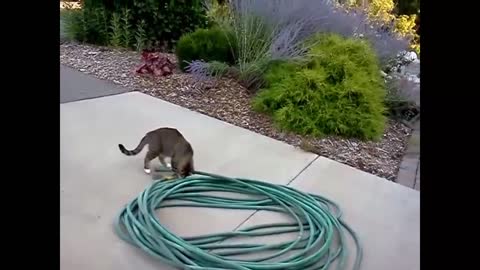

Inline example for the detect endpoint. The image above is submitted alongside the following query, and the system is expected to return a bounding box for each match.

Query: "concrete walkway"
[60,69,419,270]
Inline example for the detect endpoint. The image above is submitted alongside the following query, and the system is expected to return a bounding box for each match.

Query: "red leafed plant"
[135,51,176,76]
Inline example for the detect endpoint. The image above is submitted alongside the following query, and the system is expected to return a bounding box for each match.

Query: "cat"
[118,127,194,178]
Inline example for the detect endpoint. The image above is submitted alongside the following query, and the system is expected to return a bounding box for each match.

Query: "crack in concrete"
[205,155,320,252]
[413,159,420,190]
[231,155,320,232]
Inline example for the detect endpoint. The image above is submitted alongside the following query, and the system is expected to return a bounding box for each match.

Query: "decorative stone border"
[396,120,420,190]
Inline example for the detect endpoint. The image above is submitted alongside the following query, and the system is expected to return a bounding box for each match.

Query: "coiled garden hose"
[114,170,362,270]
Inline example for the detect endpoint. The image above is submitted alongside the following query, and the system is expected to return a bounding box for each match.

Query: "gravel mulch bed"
[60,43,412,181]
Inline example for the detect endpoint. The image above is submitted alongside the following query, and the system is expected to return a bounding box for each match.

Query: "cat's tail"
[118,135,148,156]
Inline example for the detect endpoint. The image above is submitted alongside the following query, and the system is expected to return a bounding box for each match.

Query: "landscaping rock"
[404,51,417,62]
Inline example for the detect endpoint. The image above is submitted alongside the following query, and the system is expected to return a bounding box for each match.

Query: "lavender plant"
[384,76,420,122]
[192,0,409,91]
[186,60,231,81]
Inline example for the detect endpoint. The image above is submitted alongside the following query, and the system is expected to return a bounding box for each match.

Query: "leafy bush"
[368,0,396,22]
[204,0,232,27]
[127,0,208,49]
[370,0,419,54]
[65,0,208,50]
[134,19,148,51]
[395,14,419,55]
[120,8,134,48]
[175,27,235,71]
[105,8,135,48]
[62,9,87,41]
[62,7,109,44]
[62,6,133,47]
[343,0,420,55]
[109,12,123,47]
[252,34,387,140]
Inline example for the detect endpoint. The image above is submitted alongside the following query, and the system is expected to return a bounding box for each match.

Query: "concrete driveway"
[60,65,129,103]
[60,69,420,270]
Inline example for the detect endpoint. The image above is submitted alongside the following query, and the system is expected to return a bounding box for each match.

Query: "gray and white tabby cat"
[118,127,194,178]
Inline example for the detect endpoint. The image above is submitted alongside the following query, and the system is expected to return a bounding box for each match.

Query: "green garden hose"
[114,170,362,270]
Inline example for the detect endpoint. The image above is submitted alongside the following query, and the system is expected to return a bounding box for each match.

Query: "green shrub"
[205,0,232,28]
[63,1,207,49]
[62,9,87,41]
[62,4,148,49]
[90,0,207,49]
[109,12,124,47]
[107,8,136,48]
[345,0,420,56]
[175,27,235,71]
[134,19,148,51]
[81,7,109,45]
[62,7,111,45]
[252,34,387,140]
[120,8,133,47]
